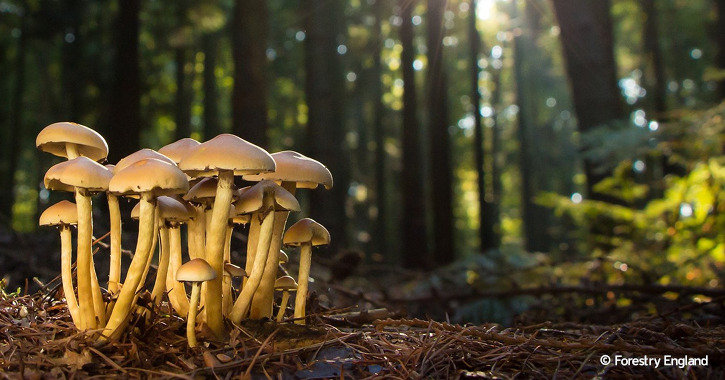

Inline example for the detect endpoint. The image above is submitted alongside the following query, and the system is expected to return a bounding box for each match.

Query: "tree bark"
[715,0,725,100]
[302,0,349,253]
[642,0,666,114]
[232,0,268,148]
[107,0,141,163]
[373,0,388,258]
[400,0,429,268]
[203,32,221,139]
[174,47,192,140]
[552,0,625,203]
[470,0,496,253]
[427,0,454,266]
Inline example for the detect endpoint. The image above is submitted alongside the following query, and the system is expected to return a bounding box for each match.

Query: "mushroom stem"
[137,208,160,293]
[204,170,235,338]
[294,243,313,325]
[249,183,296,319]
[192,206,206,259]
[187,282,201,348]
[90,258,106,327]
[229,202,275,323]
[222,225,233,316]
[276,290,290,322]
[166,226,189,316]
[101,194,157,341]
[107,193,122,294]
[59,225,81,325]
[75,188,96,330]
[243,216,261,288]
[151,226,170,305]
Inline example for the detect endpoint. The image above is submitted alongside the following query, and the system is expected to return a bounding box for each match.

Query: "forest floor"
[0,288,723,379]
[0,233,724,379]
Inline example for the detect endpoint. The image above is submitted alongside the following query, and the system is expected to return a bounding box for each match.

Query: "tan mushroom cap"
[283,218,331,247]
[184,177,240,206]
[114,149,176,174]
[130,202,141,220]
[177,258,217,282]
[39,200,78,226]
[278,250,289,264]
[158,196,193,222]
[274,276,298,291]
[36,122,109,162]
[244,151,333,190]
[44,156,113,193]
[234,180,300,215]
[158,138,201,164]
[178,134,276,178]
[110,158,189,197]
[224,262,247,277]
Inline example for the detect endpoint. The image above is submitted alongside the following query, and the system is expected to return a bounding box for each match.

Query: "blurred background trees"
[1,0,724,297]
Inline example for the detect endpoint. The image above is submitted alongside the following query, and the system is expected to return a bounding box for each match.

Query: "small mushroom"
[39,200,81,326]
[283,218,330,325]
[176,258,217,348]
[222,262,247,315]
[274,276,297,322]
[151,196,193,305]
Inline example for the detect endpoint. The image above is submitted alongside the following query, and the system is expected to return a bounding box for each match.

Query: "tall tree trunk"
[552,0,625,203]
[642,0,666,114]
[203,32,221,139]
[490,68,502,248]
[1,4,27,222]
[232,0,268,148]
[302,0,349,254]
[108,0,141,163]
[400,0,429,268]
[715,0,725,100]
[372,0,388,258]
[427,0,454,266]
[470,0,496,253]
[174,48,192,140]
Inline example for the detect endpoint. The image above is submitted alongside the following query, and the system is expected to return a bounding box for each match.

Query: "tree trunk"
[427,0,454,266]
[62,0,84,121]
[107,0,141,163]
[490,68,502,249]
[0,4,27,221]
[470,0,496,253]
[642,0,666,114]
[203,32,221,139]
[174,47,192,140]
[232,0,268,148]
[302,0,349,254]
[552,0,625,202]
[372,0,388,258]
[715,0,725,100]
[400,0,429,268]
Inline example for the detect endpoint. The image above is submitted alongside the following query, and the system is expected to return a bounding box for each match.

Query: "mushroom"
[102,158,188,340]
[282,218,330,325]
[44,157,112,330]
[274,276,297,322]
[228,180,300,324]
[165,196,196,317]
[222,262,247,315]
[39,200,81,325]
[243,151,332,319]
[104,164,123,296]
[178,134,275,338]
[151,196,193,306]
[158,138,201,164]
[176,258,217,348]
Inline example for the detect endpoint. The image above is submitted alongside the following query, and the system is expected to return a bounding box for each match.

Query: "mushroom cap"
[44,156,113,193]
[109,158,189,197]
[274,276,298,291]
[283,218,331,247]
[177,258,217,282]
[278,250,289,264]
[130,202,141,220]
[39,200,78,226]
[36,122,109,162]
[178,134,276,178]
[184,177,239,206]
[234,180,300,215]
[158,138,201,164]
[224,262,247,277]
[244,151,333,190]
[159,196,193,222]
[114,149,176,174]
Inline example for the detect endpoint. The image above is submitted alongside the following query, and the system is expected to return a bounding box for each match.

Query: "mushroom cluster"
[37,122,333,347]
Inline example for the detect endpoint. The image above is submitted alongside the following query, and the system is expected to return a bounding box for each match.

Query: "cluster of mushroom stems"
[37,122,332,347]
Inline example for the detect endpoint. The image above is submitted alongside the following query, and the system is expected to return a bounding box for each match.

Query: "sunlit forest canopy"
[1,0,725,296]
